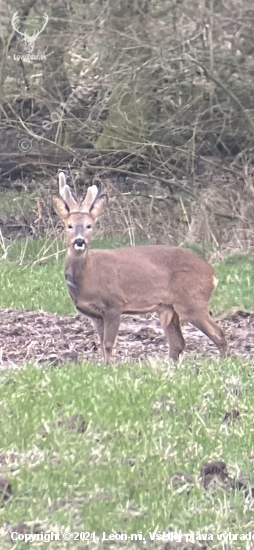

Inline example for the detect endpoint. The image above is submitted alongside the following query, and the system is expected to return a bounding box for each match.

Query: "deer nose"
[74,238,86,250]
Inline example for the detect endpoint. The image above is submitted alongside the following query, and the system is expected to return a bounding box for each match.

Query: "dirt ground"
[0,307,253,370]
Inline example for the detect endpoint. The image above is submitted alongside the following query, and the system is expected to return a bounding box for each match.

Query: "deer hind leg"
[102,311,121,365]
[158,307,185,362]
[190,309,227,357]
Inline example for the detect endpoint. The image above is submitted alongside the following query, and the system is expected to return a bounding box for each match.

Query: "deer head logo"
[12,11,48,53]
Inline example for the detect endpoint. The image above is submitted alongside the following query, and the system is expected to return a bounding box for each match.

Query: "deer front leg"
[93,318,104,358]
[102,311,121,364]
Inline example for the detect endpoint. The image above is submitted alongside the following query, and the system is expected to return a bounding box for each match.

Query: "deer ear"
[53,196,69,219]
[89,194,108,220]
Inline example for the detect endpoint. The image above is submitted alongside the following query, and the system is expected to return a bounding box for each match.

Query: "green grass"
[211,253,254,313]
[0,358,254,548]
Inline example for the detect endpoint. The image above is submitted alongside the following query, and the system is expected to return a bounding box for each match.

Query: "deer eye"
[86,224,92,229]
[67,223,73,229]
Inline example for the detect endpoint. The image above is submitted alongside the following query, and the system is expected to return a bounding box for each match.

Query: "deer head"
[53,172,108,252]
[12,11,48,53]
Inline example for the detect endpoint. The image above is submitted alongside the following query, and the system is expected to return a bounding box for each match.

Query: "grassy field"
[0,237,254,548]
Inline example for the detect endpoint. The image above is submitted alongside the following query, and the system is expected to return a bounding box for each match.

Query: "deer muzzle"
[73,237,86,251]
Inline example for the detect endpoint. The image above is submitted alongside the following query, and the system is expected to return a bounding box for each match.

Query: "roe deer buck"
[53,172,227,364]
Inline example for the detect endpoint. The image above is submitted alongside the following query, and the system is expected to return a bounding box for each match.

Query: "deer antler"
[81,185,99,213]
[33,13,49,39]
[58,172,78,212]
[12,11,48,41]
[12,11,26,38]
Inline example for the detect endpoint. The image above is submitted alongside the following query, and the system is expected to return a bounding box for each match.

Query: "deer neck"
[64,247,90,292]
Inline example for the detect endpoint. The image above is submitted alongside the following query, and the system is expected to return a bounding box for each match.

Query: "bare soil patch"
[0,307,252,369]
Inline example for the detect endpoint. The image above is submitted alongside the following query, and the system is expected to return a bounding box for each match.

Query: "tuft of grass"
[0,357,254,548]
[6,237,64,265]
[210,253,254,313]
